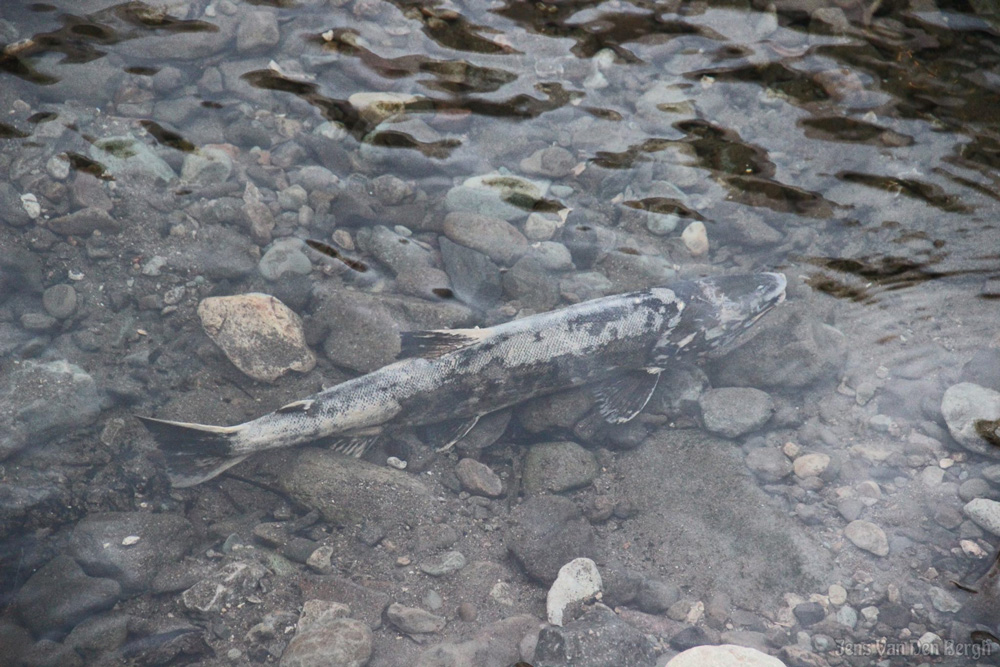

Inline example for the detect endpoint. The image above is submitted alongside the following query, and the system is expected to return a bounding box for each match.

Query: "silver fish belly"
[140,272,786,486]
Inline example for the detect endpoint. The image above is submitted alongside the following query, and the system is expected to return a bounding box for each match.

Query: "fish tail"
[137,416,250,488]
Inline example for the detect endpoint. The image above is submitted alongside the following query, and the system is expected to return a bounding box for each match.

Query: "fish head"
[654,272,786,361]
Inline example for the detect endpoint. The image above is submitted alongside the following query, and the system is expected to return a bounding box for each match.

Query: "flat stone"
[237,10,280,53]
[420,550,466,577]
[197,293,315,382]
[793,453,831,478]
[42,284,77,319]
[259,238,313,281]
[442,211,529,265]
[438,237,502,308]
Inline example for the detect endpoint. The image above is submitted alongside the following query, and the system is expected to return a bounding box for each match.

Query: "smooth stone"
[237,10,280,52]
[356,225,432,276]
[522,441,598,494]
[47,207,122,235]
[442,211,529,265]
[529,241,574,271]
[699,388,775,438]
[445,172,549,222]
[519,146,576,178]
[667,644,786,667]
[964,498,1000,536]
[197,293,315,382]
[259,238,313,281]
[941,383,1000,458]
[547,557,603,626]
[844,520,889,556]
[42,283,77,319]
[69,512,195,596]
[681,221,709,256]
[745,447,793,481]
[524,212,560,241]
[180,147,233,185]
[89,135,176,182]
[64,613,131,659]
[15,556,121,635]
[455,458,503,497]
[793,453,831,478]
[502,255,561,311]
[438,237,502,308]
[419,551,467,577]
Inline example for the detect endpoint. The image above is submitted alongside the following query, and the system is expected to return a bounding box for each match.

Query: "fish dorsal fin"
[399,327,491,359]
[592,369,661,424]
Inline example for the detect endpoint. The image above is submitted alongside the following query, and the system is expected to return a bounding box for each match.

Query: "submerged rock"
[941,382,1000,458]
[281,601,372,667]
[534,605,657,667]
[16,555,121,635]
[547,558,603,626]
[197,293,316,382]
[667,644,785,666]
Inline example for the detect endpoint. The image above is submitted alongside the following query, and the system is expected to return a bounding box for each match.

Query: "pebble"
[259,238,313,281]
[15,555,121,635]
[941,383,1000,458]
[844,520,889,556]
[928,586,962,613]
[960,477,992,502]
[529,241,574,271]
[16,192,39,222]
[745,447,793,481]
[442,211,529,265]
[666,644,785,667]
[792,601,825,626]
[793,453,831,479]
[197,293,316,382]
[699,387,775,438]
[419,550,466,577]
[964,498,1000,536]
[547,558,602,626]
[681,221,708,256]
[522,441,598,494]
[306,546,335,574]
[386,602,446,634]
[455,458,503,497]
[836,605,858,628]
[519,145,576,178]
[828,584,848,605]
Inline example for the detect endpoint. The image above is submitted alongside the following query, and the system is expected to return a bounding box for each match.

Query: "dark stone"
[16,555,121,635]
[534,605,657,667]
[669,625,711,652]
[505,495,598,584]
[439,237,501,308]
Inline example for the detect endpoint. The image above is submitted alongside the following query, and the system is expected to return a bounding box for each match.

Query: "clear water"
[1,1,999,665]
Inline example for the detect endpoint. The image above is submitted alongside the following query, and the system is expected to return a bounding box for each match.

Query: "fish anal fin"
[399,328,490,359]
[592,369,661,424]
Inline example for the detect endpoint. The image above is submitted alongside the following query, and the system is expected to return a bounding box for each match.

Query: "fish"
[140,272,786,487]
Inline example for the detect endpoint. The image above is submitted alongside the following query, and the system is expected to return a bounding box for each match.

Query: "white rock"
[964,498,1000,536]
[546,557,602,626]
[844,520,889,556]
[20,193,41,219]
[941,383,1000,458]
[667,644,786,666]
[681,221,708,256]
[793,453,830,478]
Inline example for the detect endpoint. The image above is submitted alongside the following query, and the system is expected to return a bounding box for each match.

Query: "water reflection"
[2,0,1000,665]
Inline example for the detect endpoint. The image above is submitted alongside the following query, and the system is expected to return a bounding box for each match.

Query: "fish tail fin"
[138,416,250,488]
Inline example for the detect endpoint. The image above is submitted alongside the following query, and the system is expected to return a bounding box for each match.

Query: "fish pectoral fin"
[276,399,315,414]
[592,368,661,424]
[399,328,491,359]
[421,416,481,452]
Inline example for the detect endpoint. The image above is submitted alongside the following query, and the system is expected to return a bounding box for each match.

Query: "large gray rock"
[442,211,529,265]
[534,605,657,667]
[415,615,538,667]
[16,556,121,635]
[69,512,195,596]
[281,601,372,667]
[522,441,598,494]
[439,237,502,308]
[282,448,438,529]
[0,360,103,461]
[611,428,836,609]
[699,388,775,438]
[708,303,847,389]
[506,495,599,584]
[941,382,1000,458]
[313,288,401,374]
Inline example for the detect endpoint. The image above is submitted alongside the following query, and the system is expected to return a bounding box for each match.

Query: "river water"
[1,1,999,666]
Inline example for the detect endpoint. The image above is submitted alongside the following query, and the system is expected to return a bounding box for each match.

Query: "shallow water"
[2,1,1000,665]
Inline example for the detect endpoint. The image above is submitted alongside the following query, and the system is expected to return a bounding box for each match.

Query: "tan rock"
[197,293,315,382]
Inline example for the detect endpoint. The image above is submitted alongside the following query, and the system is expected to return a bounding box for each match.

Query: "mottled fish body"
[140,272,786,486]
